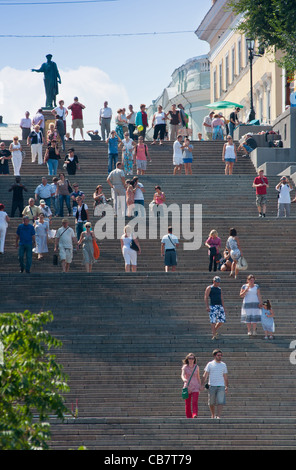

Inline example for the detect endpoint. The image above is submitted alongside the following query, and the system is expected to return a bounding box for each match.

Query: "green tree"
[227,0,296,74]
[0,310,70,450]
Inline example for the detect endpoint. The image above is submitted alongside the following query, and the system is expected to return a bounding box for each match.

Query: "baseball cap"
[213,276,221,283]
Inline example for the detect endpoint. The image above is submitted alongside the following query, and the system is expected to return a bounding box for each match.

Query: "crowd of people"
[1,101,278,186]
[0,100,288,424]
[182,271,275,419]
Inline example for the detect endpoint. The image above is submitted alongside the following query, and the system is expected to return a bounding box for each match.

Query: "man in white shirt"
[132,176,145,217]
[276,176,293,218]
[173,135,185,175]
[34,177,55,207]
[20,111,32,140]
[54,218,77,273]
[203,111,214,140]
[202,349,228,419]
[161,226,179,272]
[107,162,126,217]
[99,101,112,141]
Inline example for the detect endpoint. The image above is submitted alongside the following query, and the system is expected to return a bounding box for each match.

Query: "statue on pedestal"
[32,54,61,109]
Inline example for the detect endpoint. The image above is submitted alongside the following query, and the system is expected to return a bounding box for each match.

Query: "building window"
[219,61,223,96]
[225,53,229,91]
[213,68,217,101]
[231,46,235,82]
[237,38,242,74]
[266,89,271,123]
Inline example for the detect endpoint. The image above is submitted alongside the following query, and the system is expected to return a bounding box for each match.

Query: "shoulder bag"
[53,226,69,265]
[130,238,139,251]
[182,365,197,400]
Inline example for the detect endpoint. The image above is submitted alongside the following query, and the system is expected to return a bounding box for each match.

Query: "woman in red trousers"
[181,353,201,418]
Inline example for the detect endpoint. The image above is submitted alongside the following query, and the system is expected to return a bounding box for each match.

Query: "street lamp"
[246,38,256,122]
[246,38,264,121]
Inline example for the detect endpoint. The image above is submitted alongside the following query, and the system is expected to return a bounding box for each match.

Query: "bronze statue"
[32,54,61,108]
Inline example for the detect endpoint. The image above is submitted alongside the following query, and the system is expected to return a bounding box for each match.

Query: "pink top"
[181,364,200,393]
[155,192,165,205]
[205,236,221,255]
[136,144,148,161]
[211,118,224,128]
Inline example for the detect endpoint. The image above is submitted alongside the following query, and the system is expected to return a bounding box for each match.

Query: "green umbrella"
[205,101,244,110]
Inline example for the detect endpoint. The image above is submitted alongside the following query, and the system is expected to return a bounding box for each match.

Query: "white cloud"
[0,65,129,135]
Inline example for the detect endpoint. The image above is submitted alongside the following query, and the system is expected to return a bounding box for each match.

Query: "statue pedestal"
[42,108,55,141]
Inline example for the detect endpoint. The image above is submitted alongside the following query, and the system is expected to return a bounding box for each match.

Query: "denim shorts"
[243,144,254,154]
[208,386,226,406]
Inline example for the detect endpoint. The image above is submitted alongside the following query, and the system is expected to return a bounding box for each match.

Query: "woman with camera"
[205,229,221,272]
[44,139,60,176]
[226,228,243,279]
[240,274,263,336]
[276,176,293,218]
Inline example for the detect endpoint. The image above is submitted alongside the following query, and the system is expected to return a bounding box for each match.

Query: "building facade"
[147,55,210,140]
[195,0,291,124]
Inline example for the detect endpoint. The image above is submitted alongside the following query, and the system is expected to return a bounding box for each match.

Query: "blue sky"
[0,0,211,130]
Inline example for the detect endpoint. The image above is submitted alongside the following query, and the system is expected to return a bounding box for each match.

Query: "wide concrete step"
[48,418,296,450]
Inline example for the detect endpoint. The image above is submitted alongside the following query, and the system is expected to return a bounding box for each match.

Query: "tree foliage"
[227,0,296,74]
[0,310,69,450]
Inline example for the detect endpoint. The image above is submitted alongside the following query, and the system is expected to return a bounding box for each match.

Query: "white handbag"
[237,256,248,271]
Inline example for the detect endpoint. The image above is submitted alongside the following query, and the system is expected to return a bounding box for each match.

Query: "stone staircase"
[2,139,253,175]
[0,140,296,450]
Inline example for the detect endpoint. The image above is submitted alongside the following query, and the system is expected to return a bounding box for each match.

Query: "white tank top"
[224,144,236,160]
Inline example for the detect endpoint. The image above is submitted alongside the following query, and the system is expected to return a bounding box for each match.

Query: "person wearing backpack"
[135,136,151,175]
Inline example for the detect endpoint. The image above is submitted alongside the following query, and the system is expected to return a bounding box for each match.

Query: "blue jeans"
[108,153,118,173]
[51,196,59,215]
[18,244,32,272]
[229,122,235,138]
[59,195,71,217]
[47,158,59,176]
[76,221,87,242]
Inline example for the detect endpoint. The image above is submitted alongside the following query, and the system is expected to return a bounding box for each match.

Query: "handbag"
[130,239,139,251]
[237,256,248,271]
[182,365,197,400]
[93,238,100,259]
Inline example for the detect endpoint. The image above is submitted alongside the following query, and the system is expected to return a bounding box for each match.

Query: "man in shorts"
[161,226,179,272]
[238,132,257,157]
[204,276,227,340]
[68,97,86,141]
[202,349,228,419]
[252,169,269,217]
[54,219,77,273]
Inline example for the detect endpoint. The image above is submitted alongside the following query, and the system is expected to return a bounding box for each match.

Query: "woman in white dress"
[9,136,23,176]
[226,227,243,279]
[0,204,9,254]
[240,274,263,336]
[222,135,237,175]
[34,213,49,259]
[120,224,141,272]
